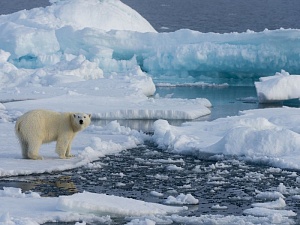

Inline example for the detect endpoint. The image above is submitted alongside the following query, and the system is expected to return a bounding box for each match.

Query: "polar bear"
[15,109,91,160]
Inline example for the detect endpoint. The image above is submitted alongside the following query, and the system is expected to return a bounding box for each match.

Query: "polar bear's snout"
[79,119,83,124]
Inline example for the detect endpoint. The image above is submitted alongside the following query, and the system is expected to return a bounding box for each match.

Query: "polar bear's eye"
[84,116,86,118]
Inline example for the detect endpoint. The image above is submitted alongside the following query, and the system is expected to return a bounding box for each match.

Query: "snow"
[255,70,300,102]
[152,107,300,170]
[57,191,185,217]
[0,0,299,224]
[0,187,185,224]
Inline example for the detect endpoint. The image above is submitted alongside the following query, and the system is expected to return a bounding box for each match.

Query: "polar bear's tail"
[15,119,29,159]
[15,119,21,133]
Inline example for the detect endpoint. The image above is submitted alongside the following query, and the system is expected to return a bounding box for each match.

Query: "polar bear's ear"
[89,114,92,118]
[73,114,76,118]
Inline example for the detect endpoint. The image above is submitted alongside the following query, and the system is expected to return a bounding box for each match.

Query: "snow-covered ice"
[57,191,185,217]
[152,107,300,170]
[0,187,185,224]
[255,70,300,103]
[0,119,146,176]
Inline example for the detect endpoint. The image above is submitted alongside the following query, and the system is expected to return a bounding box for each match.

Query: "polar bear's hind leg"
[19,139,29,159]
[27,140,43,160]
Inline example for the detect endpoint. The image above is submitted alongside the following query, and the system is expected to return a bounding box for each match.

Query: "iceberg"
[255,70,300,103]
[0,0,299,85]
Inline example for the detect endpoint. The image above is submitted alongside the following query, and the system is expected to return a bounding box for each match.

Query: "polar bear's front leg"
[56,137,70,159]
[65,142,75,158]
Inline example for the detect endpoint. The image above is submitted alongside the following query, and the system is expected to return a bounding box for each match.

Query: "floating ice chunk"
[0,187,40,198]
[166,164,184,171]
[211,204,228,210]
[277,183,287,194]
[255,191,285,200]
[126,218,156,225]
[244,207,296,217]
[252,197,286,209]
[151,158,185,164]
[293,195,300,200]
[57,191,186,217]
[255,70,300,103]
[154,174,169,180]
[165,193,199,205]
[150,191,164,197]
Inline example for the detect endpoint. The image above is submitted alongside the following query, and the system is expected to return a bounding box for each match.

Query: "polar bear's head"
[72,113,92,132]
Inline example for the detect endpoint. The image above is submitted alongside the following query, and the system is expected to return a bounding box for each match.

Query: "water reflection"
[92,119,189,133]
[0,175,77,197]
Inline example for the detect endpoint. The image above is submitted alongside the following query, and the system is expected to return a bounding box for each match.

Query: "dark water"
[0,0,49,15]
[157,86,259,121]
[122,0,300,33]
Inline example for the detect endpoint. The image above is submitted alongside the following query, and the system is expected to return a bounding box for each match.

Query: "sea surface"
[1,1,300,224]
[122,0,300,33]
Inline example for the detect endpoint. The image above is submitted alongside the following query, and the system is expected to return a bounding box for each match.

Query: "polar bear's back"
[15,109,71,144]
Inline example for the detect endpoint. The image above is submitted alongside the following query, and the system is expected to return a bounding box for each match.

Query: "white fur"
[15,109,91,160]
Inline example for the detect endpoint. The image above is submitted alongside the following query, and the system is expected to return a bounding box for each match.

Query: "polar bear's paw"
[59,154,75,159]
[28,154,43,160]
